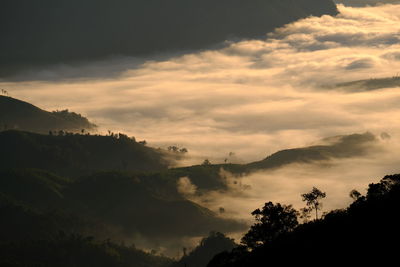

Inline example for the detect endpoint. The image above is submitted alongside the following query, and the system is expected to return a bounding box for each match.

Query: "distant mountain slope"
[0,0,338,76]
[0,96,96,133]
[139,133,379,195]
[171,232,236,267]
[0,169,245,244]
[0,236,174,267]
[0,130,171,175]
[0,130,378,191]
[0,169,68,211]
[0,190,174,267]
[245,132,377,171]
[334,76,400,91]
[66,171,245,238]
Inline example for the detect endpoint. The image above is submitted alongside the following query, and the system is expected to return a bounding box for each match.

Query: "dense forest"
[2,145,400,266]
[0,96,399,265]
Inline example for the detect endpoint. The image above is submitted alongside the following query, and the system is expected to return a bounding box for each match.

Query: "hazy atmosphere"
[4,4,400,159]
[2,1,400,266]
[3,1,400,225]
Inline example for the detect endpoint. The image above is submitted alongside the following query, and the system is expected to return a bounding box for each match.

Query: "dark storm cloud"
[0,0,338,78]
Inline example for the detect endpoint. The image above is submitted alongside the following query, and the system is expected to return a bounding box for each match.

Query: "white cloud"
[2,5,400,162]
[2,5,400,215]
[187,137,400,223]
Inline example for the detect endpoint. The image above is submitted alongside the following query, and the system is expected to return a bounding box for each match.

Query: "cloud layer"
[3,4,400,163]
[183,137,399,221]
[2,5,400,220]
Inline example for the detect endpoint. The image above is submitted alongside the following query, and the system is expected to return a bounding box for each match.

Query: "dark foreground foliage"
[208,174,400,266]
[172,232,236,267]
[0,233,173,267]
[0,169,244,242]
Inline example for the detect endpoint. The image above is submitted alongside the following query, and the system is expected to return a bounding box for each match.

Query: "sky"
[2,3,400,235]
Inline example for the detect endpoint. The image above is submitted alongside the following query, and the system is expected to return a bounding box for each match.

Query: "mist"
[2,3,400,235]
[185,137,398,220]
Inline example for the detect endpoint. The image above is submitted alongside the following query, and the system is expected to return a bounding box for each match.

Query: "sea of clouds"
[2,4,400,233]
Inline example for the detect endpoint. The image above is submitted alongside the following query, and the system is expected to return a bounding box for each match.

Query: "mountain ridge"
[0,95,96,134]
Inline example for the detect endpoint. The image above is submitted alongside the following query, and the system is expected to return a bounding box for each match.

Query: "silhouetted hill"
[0,169,113,242]
[0,96,96,133]
[0,230,174,267]
[0,169,68,211]
[245,132,377,171]
[0,169,245,244]
[0,130,171,175]
[334,76,400,91]
[208,174,400,266]
[0,0,338,76]
[0,131,390,265]
[147,164,245,193]
[65,171,244,238]
[172,232,236,267]
[0,130,379,194]
[136,133,379,199]
[0,192,99,243]
[0,130,376,192]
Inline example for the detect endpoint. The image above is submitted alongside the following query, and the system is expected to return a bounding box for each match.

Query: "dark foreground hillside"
[0,0,338,76]
[208,174,400,266]
[3,170,400,266]
[0,230,173,267]
[0,168,244,251]
[0,128,388,266]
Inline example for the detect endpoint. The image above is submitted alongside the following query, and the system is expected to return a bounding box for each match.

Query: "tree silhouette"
[179,148,188,154]
[167,146,188,154]
[208,174,400,267]
[168,146,179,152]
[349,189,362,200]
[202,159,211,166]
[241,202,298,249]
[138,140,147,146]
[299,207,312,223]
[0,88,8,96]
[301,187,326,220]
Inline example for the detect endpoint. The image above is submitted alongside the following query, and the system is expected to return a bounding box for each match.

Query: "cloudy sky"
[2,3,400,227]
